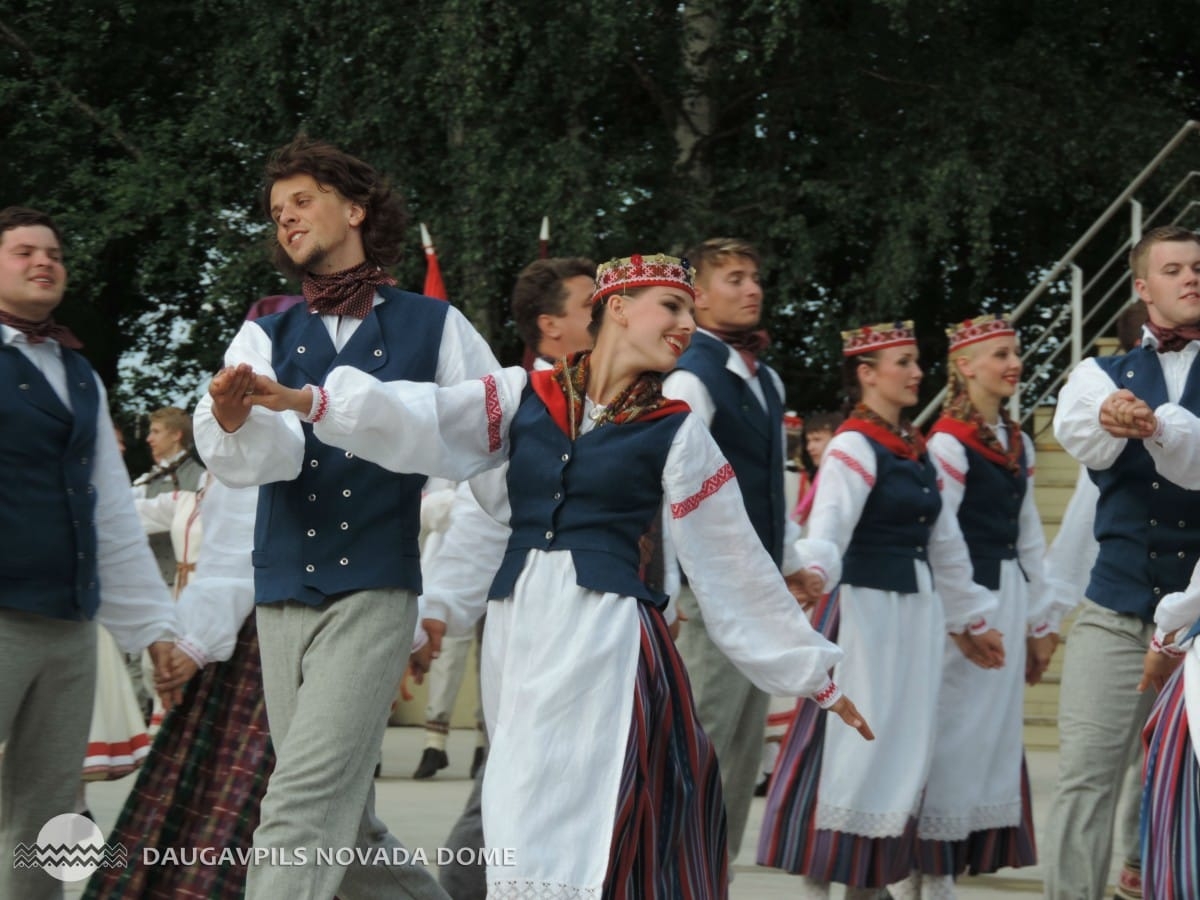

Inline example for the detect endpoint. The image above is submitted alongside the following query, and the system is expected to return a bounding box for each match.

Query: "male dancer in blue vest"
[663,237,822,862]
[1047,224,1200,900]
[194,137,496,900]
[0,206,179,900]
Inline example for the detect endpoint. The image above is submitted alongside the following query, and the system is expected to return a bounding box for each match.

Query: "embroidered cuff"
[1028,620,1053,639]
[967,618,990,636]
[299,384,330,424]
[175,636,208,668]
[814,678,842,710]
[1151,629,1187,658]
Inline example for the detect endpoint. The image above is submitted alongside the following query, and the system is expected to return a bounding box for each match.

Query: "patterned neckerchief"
[841,402,926,461]
[302,261,397,319]
[551,351,673,440]
[937,388,1021,474]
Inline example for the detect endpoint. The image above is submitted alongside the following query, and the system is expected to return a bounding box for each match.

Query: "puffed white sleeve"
[1040,465,1098,631]
[134,490,184,535]
[1154,558,1200,640]
[313,366,527,481]
[420,475,512,636]
[194,321,306,488]
[173,479,258,666]
[804,431,876,563]
[925,433,999,633]
[1052,358,1125,470]
[434,305,505,384]
[1017,434,1053,636]
[664,415,843,705]
[1144,403,1200,490]
[89,377,178,652]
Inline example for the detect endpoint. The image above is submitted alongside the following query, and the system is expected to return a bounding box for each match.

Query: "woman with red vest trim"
[887,315,1055,899]
[234,253,873,900]
[757,320,1002,899]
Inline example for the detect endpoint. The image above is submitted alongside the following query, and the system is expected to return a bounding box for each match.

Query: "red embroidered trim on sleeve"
[814,680,839,706]
[828,448,875,488]
[671,462,734,518]
[935,453,966,486]
[482,374,502,452]
[310,385,330,424]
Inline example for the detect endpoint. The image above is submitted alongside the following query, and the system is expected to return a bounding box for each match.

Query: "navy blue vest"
[841,437,942,594]
[488,387,686,609]
[251,288,448,605]
[1087,351,1200,622]
[0,344,101,620]
[674,331,786,564]
[956,439,1027,591]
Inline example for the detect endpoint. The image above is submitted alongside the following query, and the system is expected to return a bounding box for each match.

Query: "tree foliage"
[2,0,1197,424]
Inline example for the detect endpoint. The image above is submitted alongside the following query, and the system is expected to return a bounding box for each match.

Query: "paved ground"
[67,726,1122,898]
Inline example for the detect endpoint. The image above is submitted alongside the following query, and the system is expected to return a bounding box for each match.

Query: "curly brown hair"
[261,136,408,279]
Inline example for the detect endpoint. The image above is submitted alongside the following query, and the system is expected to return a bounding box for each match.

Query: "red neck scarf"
[929,394,1022,474]
[837,403,926,461]
[1145,320,1200,354]
[709,327,770,374]
[302,261,397,319]
[0,309,83,349]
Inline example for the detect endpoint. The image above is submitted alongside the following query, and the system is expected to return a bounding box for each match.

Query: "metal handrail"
[913,120,1199,427]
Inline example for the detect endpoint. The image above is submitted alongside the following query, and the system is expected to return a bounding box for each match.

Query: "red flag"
[538,216,549,259]
[420,223,448,301]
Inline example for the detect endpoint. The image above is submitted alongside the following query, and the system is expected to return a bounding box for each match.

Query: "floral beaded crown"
[592,253,696,304]
[945,314,1016,353]
[841,320,916,357]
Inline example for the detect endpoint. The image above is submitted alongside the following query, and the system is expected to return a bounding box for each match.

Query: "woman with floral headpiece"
[757,320,1004,899]
[231,252,873,899]
[884,315,1055,899]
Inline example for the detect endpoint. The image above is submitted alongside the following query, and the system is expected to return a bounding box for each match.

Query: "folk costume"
[132,449,205,586]
[757,321,994,896]
[664,314,812,860]
[307,255,847,900]
[194,272,496,900]
[0,321,177,900]
[898,316,1048,895]
[1047,323,1200,900]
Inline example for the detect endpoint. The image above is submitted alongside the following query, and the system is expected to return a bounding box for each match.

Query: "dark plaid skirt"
[83,613,273,899]
[603,603,728,899]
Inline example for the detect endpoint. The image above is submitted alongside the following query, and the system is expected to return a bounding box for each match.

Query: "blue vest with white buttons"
[488,386,687,609]
[674,331,786,564]
[252,288,448,605]
[957,440,1027,591]
[0,344,101,619]
[841,437,942,594]
[1087,350,1200,622]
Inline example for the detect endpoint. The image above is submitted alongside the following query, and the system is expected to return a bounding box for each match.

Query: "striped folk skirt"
[83,614,273,900]
[1141,664,1200,900]
[915,758,1037,876]
[603,603,728,899]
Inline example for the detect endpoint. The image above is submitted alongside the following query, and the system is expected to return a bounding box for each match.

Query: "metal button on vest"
[545,530,554,541]
[1180,521,1187,527]
[297,346,307,354]
[922,487,930,493]
[342,489,352,497]
[1180,552,1187,558]
[1126,370,1135,378]
[340,522,349,530]
[373,349,383,357]
[1154,586,1162,595]
[307,529,316,537]
[18,383,28,390]
[1150,551,1158,559]
[918,515,926,523]
[1150,519,1158,526]
[561,453,569,462]
[1153,482,1160,489]
[310,459,319,468]
[339,557,349,566]
[305,564,315,572]
[345,451,354,459]
[308,493,317,502]
[553,492,562,501]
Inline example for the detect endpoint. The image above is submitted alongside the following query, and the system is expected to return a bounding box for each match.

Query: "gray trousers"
[675,585,770,861]
[1043,600,1156,900]
[438,760,486,900]
[247,590,448,900]
[0,609,96,900]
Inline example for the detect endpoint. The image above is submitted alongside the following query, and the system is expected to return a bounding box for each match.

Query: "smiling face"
[955,334,1022,402]
[693,254,763,332]
[269,173,366,275]
[606,286,696,373]
[1135,237,1200,330]
[858,344,922,420]
[0,225,67,321]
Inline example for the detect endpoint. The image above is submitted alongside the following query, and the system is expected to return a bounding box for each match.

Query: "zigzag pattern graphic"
[12,842,129,869]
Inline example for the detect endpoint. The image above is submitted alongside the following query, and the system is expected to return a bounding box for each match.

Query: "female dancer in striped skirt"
[237,252,874,899]
[757,320,1002,899]
[889,315,1056,898]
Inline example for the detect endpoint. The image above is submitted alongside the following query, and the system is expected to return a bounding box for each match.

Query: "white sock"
[888,870,921,900]
[923,873,956,900]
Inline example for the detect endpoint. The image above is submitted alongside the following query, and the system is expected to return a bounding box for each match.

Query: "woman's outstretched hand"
[829,695,875,741]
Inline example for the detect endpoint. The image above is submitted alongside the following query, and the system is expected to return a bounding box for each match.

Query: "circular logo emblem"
[36,813,105,881]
